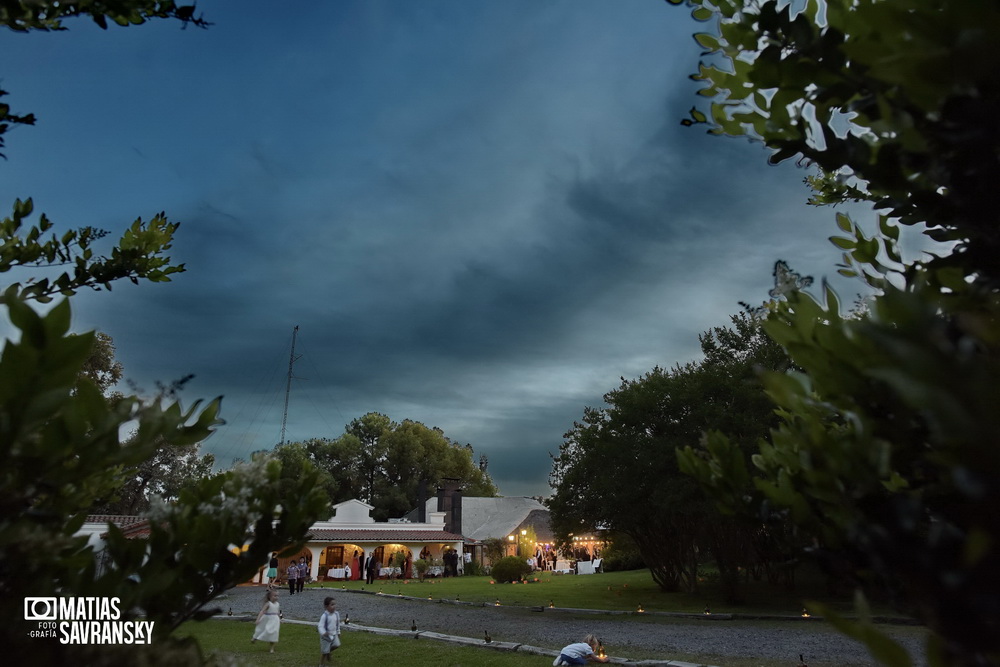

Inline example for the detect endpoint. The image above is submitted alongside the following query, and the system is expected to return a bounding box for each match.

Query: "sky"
[3,0,873,497]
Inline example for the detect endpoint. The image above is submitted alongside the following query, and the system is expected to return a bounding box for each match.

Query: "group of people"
[251,586,606,665]
[263,552,311,595]
[250,589,343,664]
[283,555,311,595]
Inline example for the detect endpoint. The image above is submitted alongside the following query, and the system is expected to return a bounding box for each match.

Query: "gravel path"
[211,585,926,666]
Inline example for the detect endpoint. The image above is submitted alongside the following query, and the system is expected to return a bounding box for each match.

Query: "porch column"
[308,544,324,580]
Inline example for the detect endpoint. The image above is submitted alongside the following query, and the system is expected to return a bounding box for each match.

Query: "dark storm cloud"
[2,0,871,496]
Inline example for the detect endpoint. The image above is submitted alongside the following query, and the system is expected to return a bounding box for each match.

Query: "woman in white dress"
[251,589,281,653]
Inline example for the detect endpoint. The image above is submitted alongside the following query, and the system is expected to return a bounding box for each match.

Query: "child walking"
[317,597,341,665]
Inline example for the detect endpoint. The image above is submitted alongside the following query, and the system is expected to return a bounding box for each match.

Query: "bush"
[601,534,646,572]
[490,556,532,583]
[463,559,484,576]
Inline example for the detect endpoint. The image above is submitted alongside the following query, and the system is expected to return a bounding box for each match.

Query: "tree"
[76,331,124,395]
[674,0,1000,289]
[282,413,498,521]
[671,1,1000,664]
[346,411,395,505]
[75,332,217,516]
[549,314,790,594]
[91,437,216,515]
[2,4,329,663]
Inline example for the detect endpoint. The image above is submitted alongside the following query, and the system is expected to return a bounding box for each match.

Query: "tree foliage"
[276,412,499,522]
[671,1,1000,664]
[76,331,124,395]
[549,314,791,595]
[2,4,331,663]
[675,0,1000,288]
[0,199,186,304]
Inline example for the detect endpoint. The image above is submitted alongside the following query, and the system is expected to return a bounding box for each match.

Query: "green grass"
[179,617,926,667]
[306,565,904,618]
[179,619,563,667]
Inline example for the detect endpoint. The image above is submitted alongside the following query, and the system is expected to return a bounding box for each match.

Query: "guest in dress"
[266,552,279,585]
[352,550,362,580]
[251,589,281,654]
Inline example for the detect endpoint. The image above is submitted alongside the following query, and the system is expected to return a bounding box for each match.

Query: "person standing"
[287,561,299,596]
[365,555,379,585]
[352,550,362,581]
[267,552,279,585]
[251,589,281,654]
[297,556,309,593]
[317,597,341,665]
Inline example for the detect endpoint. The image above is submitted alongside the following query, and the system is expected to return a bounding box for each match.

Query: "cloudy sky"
[3,1,871,497]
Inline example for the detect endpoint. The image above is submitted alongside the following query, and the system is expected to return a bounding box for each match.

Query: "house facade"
[287,499,465,581]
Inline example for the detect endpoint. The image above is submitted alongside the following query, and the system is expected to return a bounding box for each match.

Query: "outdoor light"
[704,605,711,615]
[521,529,527,536]
[548,600,554,608]
[508,535,515,542]
[637,604,644,613]
[495,599,501,606]
[801,608,811,618]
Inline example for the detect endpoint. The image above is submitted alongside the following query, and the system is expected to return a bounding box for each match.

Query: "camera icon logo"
[24,597,58,621]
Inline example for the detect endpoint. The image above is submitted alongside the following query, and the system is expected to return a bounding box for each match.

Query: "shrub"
[490,556,532,583]
[601,534,646,572]
[463,559,485,576]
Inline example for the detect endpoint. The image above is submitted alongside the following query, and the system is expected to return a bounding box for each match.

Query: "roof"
[83,515,151,539]
[306,529,464,543]
[518,508,555,543]
[85,515,146,527]
[414,496,549,542]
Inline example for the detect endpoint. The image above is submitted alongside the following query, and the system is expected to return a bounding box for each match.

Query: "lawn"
[179,619,563,667]
[305,565,905,618]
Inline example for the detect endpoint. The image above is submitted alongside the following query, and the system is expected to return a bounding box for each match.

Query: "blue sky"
[3,1,871,497]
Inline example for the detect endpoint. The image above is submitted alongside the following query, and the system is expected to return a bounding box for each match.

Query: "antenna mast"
[279,325,300,446]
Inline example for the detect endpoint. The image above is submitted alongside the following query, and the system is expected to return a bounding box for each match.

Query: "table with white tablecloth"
[379,567,401,578]
[327,567,347,580]
[554,559,574,574]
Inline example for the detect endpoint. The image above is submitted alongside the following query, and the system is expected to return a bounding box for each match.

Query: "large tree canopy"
[549,313,791,594]
[671,1,1000,664]
[276,412,498,521]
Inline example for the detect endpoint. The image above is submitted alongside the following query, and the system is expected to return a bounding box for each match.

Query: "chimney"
[451,488,463,536]
[418,479,427,523]
[437,478,461,533]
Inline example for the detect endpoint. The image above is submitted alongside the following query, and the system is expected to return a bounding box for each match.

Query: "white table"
[327,567,346,579]
[577,561,595,575]
[379,567,401,578]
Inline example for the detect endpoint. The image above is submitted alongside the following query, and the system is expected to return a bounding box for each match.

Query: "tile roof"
[85,515,146,527]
